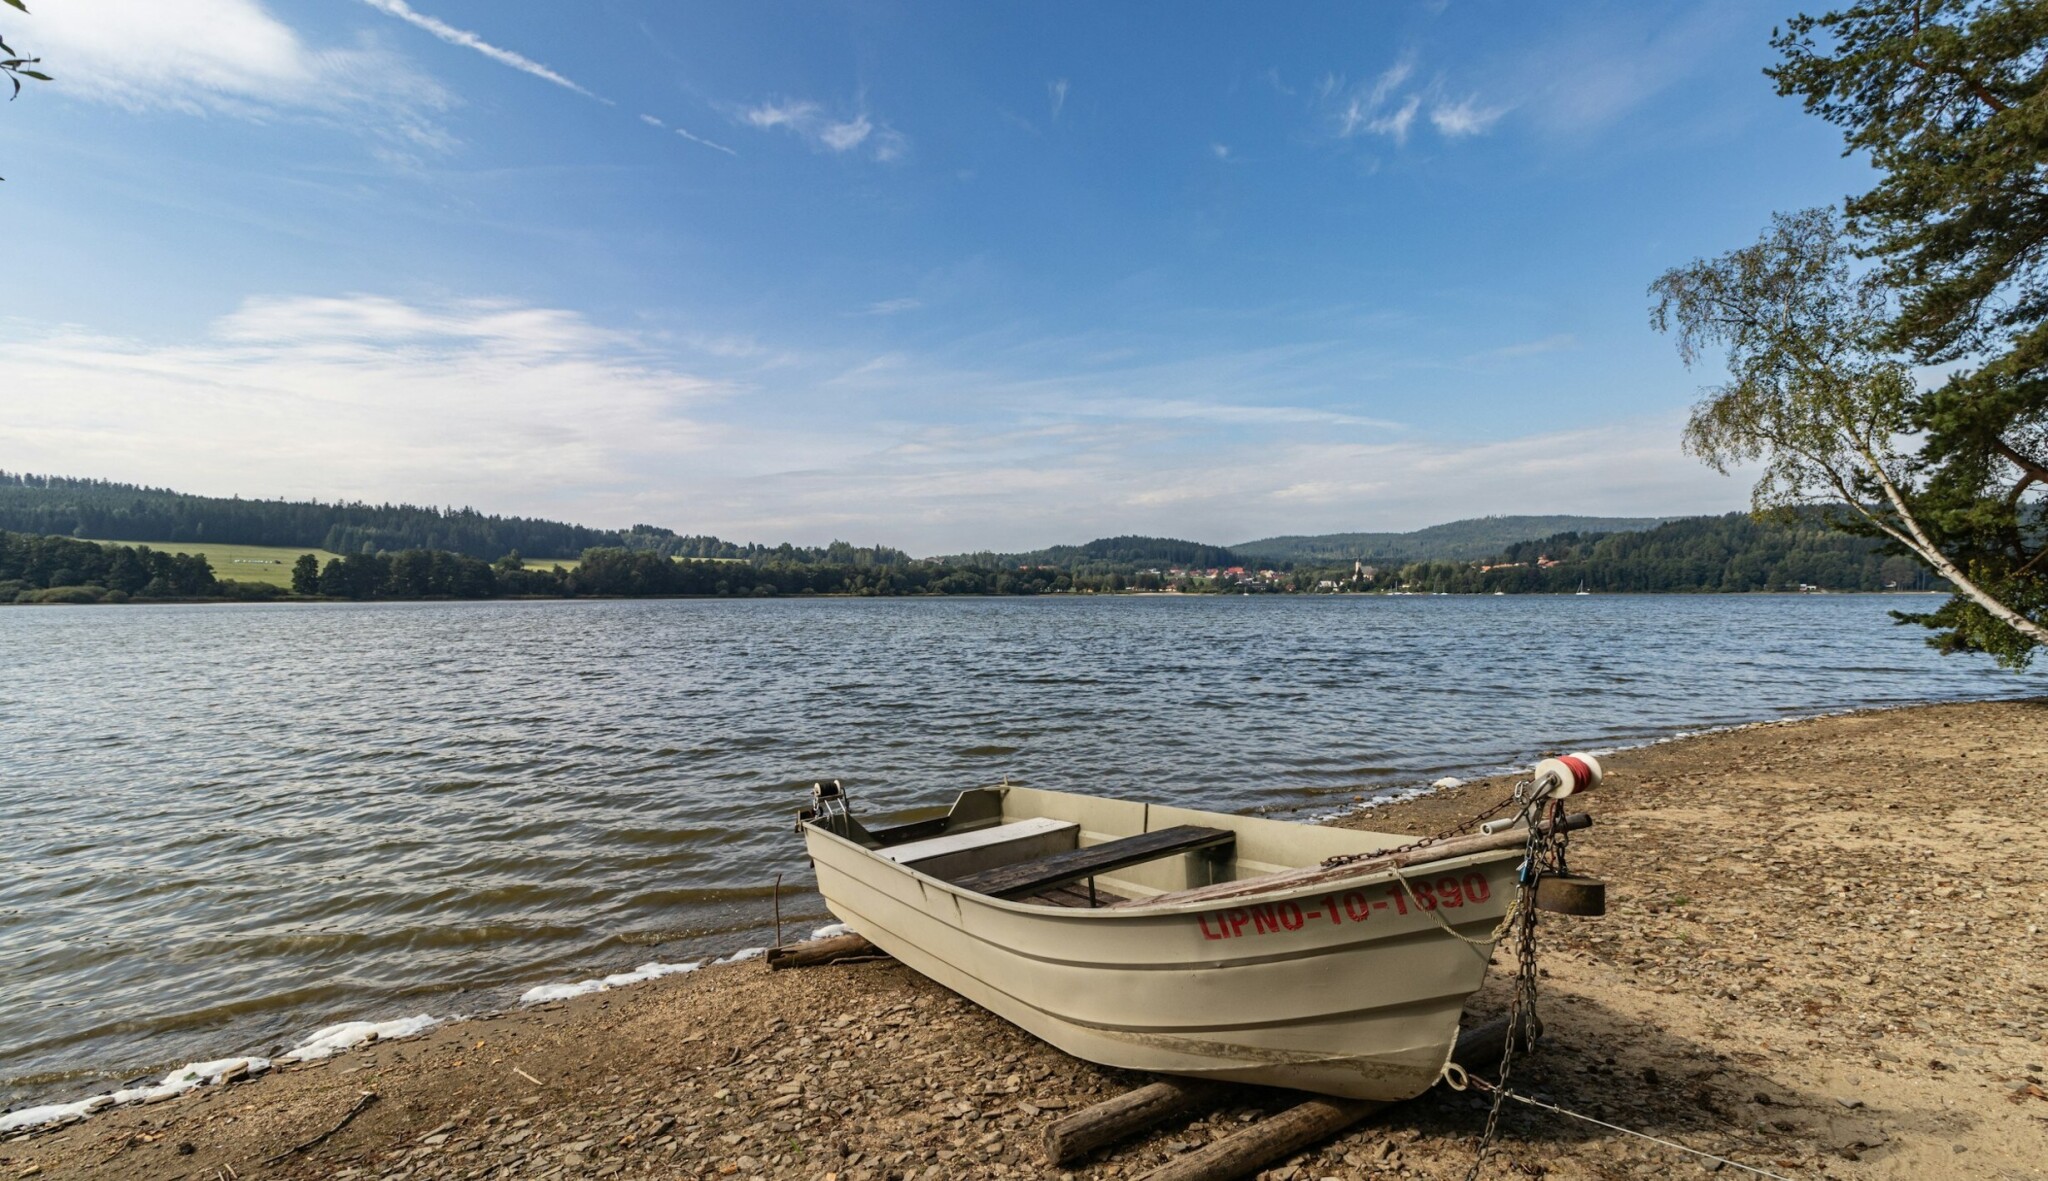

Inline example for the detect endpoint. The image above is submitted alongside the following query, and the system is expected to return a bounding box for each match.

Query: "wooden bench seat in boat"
[951,825,1235,901]
[876,816,1080,881]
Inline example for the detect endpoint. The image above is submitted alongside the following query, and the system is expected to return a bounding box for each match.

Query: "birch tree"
[1756,1,2048,665]
[1650,207,2047,664]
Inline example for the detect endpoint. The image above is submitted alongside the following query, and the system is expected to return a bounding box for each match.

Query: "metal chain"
[1319,783,1526,870]
[1322,778,1579,1179]
[1464,799,1569,1181]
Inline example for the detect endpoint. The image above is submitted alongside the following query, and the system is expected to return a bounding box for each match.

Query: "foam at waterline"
[515,943,778,1005]
[518,960,702,1004]
[279,1014,443,1062]
[0,1015,443,1134]
[0,1058,267,1134]
[808,922,851,939]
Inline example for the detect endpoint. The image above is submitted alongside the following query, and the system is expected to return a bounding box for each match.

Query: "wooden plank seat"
[877,817,1079,873]
[952,825,1235,901]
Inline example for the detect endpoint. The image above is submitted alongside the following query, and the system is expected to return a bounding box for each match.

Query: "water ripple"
[0,594,2035,1104]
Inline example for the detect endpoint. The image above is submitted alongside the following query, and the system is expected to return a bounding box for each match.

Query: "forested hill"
[1394,511,1941,593]
[1235,515,1676,564]
[935,535,1240,572]
[0,473,908,565]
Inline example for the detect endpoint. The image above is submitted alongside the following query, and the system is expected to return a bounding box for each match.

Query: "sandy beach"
[4,697,2044,1181]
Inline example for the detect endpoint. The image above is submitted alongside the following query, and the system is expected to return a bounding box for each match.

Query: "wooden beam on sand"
[763,933,883,970]
[1132,1017,1514,1181]
[1043,1078,1228,1165]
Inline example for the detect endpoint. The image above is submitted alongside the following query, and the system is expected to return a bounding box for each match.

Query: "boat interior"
[801,780,1411,909]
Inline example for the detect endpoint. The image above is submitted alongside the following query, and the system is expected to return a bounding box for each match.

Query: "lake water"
[1,594,2037,1106]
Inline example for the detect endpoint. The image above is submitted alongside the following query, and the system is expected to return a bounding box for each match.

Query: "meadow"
[84,541,342,588]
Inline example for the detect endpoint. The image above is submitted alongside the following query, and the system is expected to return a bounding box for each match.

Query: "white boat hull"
[802,785,1522,1100]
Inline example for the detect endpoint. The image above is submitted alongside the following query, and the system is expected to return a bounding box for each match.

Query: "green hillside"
[1233,515,1677,564]
[0,472,905,566]
[935,535,1240,572]
[1389,511,1939,593]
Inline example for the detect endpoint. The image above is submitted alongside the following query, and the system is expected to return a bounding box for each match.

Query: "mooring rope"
[1440,1066,1798,1181]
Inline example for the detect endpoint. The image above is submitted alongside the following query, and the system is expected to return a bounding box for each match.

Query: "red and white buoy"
[1531,752,1603,800]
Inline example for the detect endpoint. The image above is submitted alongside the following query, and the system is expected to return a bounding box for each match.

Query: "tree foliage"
[0,473,911,566]
[1,0,51,182]
[1385,511,1934,594]
[1651,209,2044,663]
[0,531,248,601]
[1764,0,2048,664]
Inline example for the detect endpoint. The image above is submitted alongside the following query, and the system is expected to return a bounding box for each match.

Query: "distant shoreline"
[3,587,1953,608]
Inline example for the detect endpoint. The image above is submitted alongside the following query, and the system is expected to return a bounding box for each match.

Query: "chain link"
[1320,778,1577,1180]
[1465,799,1571,1181]
[1319,784,1525,871]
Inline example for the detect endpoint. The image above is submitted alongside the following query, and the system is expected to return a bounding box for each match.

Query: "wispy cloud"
[737,97,906,161]
[640,112,736,156]
[1210,142,1232,161]
[1336,57,1415,139]
[1324,54,1505,147]
[4,298,1743,552]
[14,0,448,140]
[1429,95,1509,137]
[6,294,724,512]
[1048,78,1068,119]
[356,0,604,102]
[863,298,924,316]
[676,127,738,156]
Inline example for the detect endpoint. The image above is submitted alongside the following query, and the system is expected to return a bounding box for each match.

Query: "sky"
[0,0,1876,553]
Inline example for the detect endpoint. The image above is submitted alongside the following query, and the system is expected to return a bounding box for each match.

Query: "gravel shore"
[5,697,2044,1180]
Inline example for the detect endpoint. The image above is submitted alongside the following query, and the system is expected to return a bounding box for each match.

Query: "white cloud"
[4,295,723,512]
[10,0,447,130]
[1429,95,1508,137]
[1326,54,1503,147]
[356,0,601,101]
[675,127,738,156]
[742,98,818,130]
[1368,95,1420,144]
[863,298,924,316]
[736,97,906,161]
[819,113,872,151]
[1210,142,1232,161]
[639,112,736,156]
[1496,7,1743,137]
[1048,78,1068,119]
[1337,57,1414,138]
[5,299,1744,553]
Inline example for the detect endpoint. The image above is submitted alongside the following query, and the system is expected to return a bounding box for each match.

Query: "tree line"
[3,510,1941,606]
[0,531,1111,604]
[0,474,911,567]
[1,531,255,603]
[1374,512,1938,595]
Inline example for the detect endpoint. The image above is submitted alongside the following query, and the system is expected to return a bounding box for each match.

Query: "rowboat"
[796,757,1599,1100]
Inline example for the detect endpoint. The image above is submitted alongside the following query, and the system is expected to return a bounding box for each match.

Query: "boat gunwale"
[803,818,1523,918]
